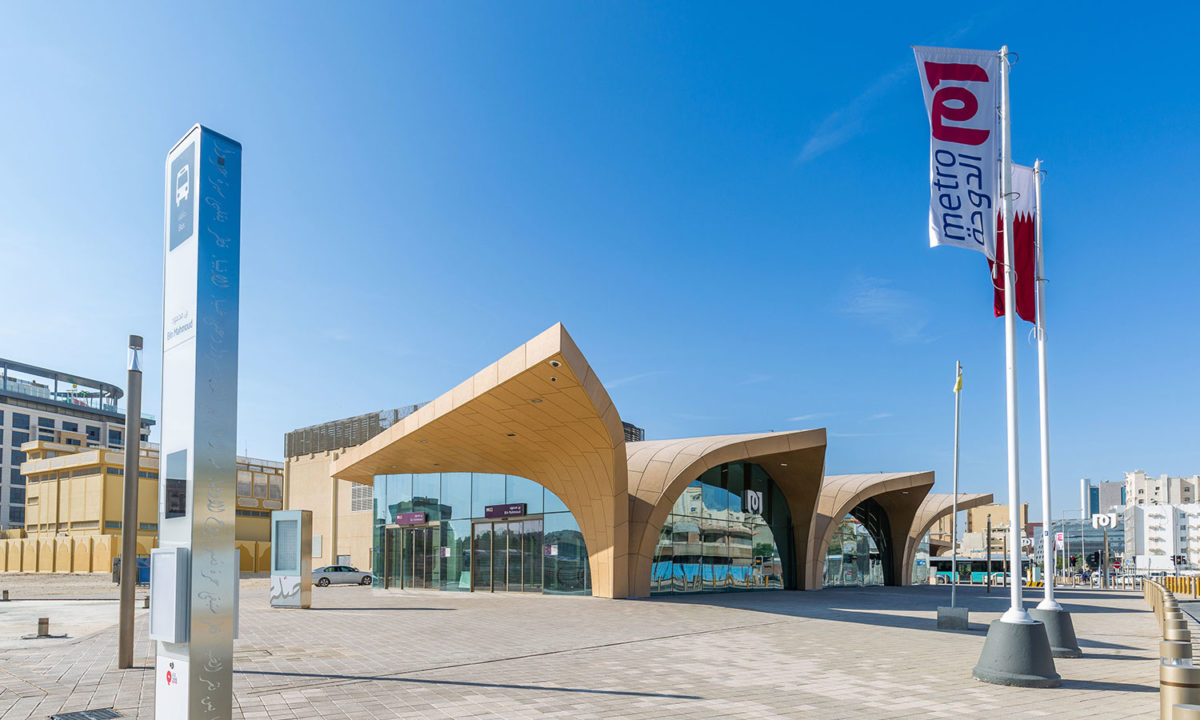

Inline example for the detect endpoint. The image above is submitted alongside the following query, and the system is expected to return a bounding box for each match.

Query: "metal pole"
[1031,159,1061,612]
[997,45,1029,624]
[1103,525,1110,590]
[118,334,143,669]
[952,361,962,608]
[986,515,992,594]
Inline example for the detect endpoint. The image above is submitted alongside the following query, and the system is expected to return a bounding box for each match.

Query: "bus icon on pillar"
[175,165,190,207]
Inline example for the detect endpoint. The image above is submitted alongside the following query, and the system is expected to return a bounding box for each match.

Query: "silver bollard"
[143,595,150,609]
[1173,704,1200,720]
[1167,627,1193,643]
[37,618,49,637]
[1163,640,1194,667]
[1163,666,1200,719]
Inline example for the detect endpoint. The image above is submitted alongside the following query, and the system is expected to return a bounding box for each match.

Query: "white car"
[175,165,190,207]
[312,565,373,587]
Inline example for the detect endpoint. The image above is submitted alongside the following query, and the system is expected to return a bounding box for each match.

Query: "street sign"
[155,125,242,720]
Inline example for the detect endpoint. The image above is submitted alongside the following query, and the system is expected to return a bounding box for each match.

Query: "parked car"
[312,565,373,587]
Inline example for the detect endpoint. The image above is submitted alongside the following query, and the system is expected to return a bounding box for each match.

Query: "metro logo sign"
[923,62,991,145]
[914,46,1000,259]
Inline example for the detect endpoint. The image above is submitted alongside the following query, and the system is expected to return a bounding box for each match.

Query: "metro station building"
[321,324,960,598]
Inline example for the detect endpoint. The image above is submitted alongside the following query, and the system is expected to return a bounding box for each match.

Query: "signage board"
[484,503,527,519]
[396,511,428,525]
[270,510,312,608]
[155,125,241,720]
[744,489,763,515]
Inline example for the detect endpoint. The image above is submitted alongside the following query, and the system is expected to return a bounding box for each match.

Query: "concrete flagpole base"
[1028,607,1082,658]
[972,619,1061,687]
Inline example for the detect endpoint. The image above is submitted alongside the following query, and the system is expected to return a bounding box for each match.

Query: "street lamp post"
[118,334,143,669]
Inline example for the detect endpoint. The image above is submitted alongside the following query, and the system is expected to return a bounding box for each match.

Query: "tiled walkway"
[0,580,1162,718]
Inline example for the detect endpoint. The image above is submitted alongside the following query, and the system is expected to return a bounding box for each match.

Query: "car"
[312,565,373,587]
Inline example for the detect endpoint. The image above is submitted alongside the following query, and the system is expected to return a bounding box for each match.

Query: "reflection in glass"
[442,519,472,591]
[651,461,789,594]
[822,514,885,588]
[544,487,568,513]
[440,473,471,520]
[471,473,506,518]
[544,512,590,594]
[413,474,442,521]
[506,475,543,515]
[523,518,543,592]
[473,523,493,591]
[370,471,591,595]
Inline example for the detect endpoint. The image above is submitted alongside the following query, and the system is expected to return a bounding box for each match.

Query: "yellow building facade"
[0,431,283,573]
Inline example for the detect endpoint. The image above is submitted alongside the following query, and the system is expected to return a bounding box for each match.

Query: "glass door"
[385,527,404,589]
[473,522,493,592]
[522,519,543,593]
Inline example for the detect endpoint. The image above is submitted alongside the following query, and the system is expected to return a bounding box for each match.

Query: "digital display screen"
[165,450,188,519]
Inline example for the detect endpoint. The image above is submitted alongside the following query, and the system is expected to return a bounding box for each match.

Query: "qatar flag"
[987,164,1037,322]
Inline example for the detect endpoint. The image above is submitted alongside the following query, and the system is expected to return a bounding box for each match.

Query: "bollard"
[37,618,49,638]
[1168,620,1190,633]
[1167,627,1193,643]
[143,595,150,609]
[1,589,8,601]
[1164,641,1194,667]
[1174,704,1200,720]
[1162,665,1200,720]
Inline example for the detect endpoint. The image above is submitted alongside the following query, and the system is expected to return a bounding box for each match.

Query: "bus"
[928,557,1031,584]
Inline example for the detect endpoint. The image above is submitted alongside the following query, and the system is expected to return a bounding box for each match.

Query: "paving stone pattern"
[0,580,1163,718]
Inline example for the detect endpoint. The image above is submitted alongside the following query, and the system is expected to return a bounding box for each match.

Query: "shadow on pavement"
[635,584,1142,633]
[1058,679,1157,693]
[235,669,701,699]
[306,607,455,612]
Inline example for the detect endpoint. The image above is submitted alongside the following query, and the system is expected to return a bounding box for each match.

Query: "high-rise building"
[1125,470,1200,507]
[0,358,153,530]
[622,422,645,443]
[1123,503,1198,572]
[1080,478,1127,519]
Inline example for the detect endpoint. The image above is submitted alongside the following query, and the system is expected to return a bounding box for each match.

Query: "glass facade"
[650,462,794,593]
[823,505,890,588]
[372,472,591,595]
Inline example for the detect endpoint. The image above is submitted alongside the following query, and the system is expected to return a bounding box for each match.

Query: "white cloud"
[789,412,832,423]
[842,274,931,344]
[797,63,908,164]
[606,370,667,389]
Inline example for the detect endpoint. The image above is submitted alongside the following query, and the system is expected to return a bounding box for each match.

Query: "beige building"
[965,502,1028,534]
[284,408,422,570]
[283,323,948,598]
[1126,470,1200,507]
[0,429,282,573]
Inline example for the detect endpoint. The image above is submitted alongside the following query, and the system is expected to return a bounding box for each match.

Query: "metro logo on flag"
[988,164,1037,322]
[914,46,1000,259]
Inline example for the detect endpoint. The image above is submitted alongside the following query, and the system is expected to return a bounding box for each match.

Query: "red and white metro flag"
[914,46,1001,259]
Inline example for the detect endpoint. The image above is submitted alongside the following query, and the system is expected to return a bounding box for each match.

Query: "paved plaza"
[0,576,1166,719]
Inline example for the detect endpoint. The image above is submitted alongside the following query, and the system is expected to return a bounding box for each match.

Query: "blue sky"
[2,2,1198,521]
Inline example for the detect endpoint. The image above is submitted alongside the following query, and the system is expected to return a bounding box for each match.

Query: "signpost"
[153,125,242,720]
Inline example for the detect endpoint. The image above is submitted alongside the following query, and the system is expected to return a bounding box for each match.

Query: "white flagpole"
[952,361,962,608]
[998,45,1031,625]
[1033,159,1060,611]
